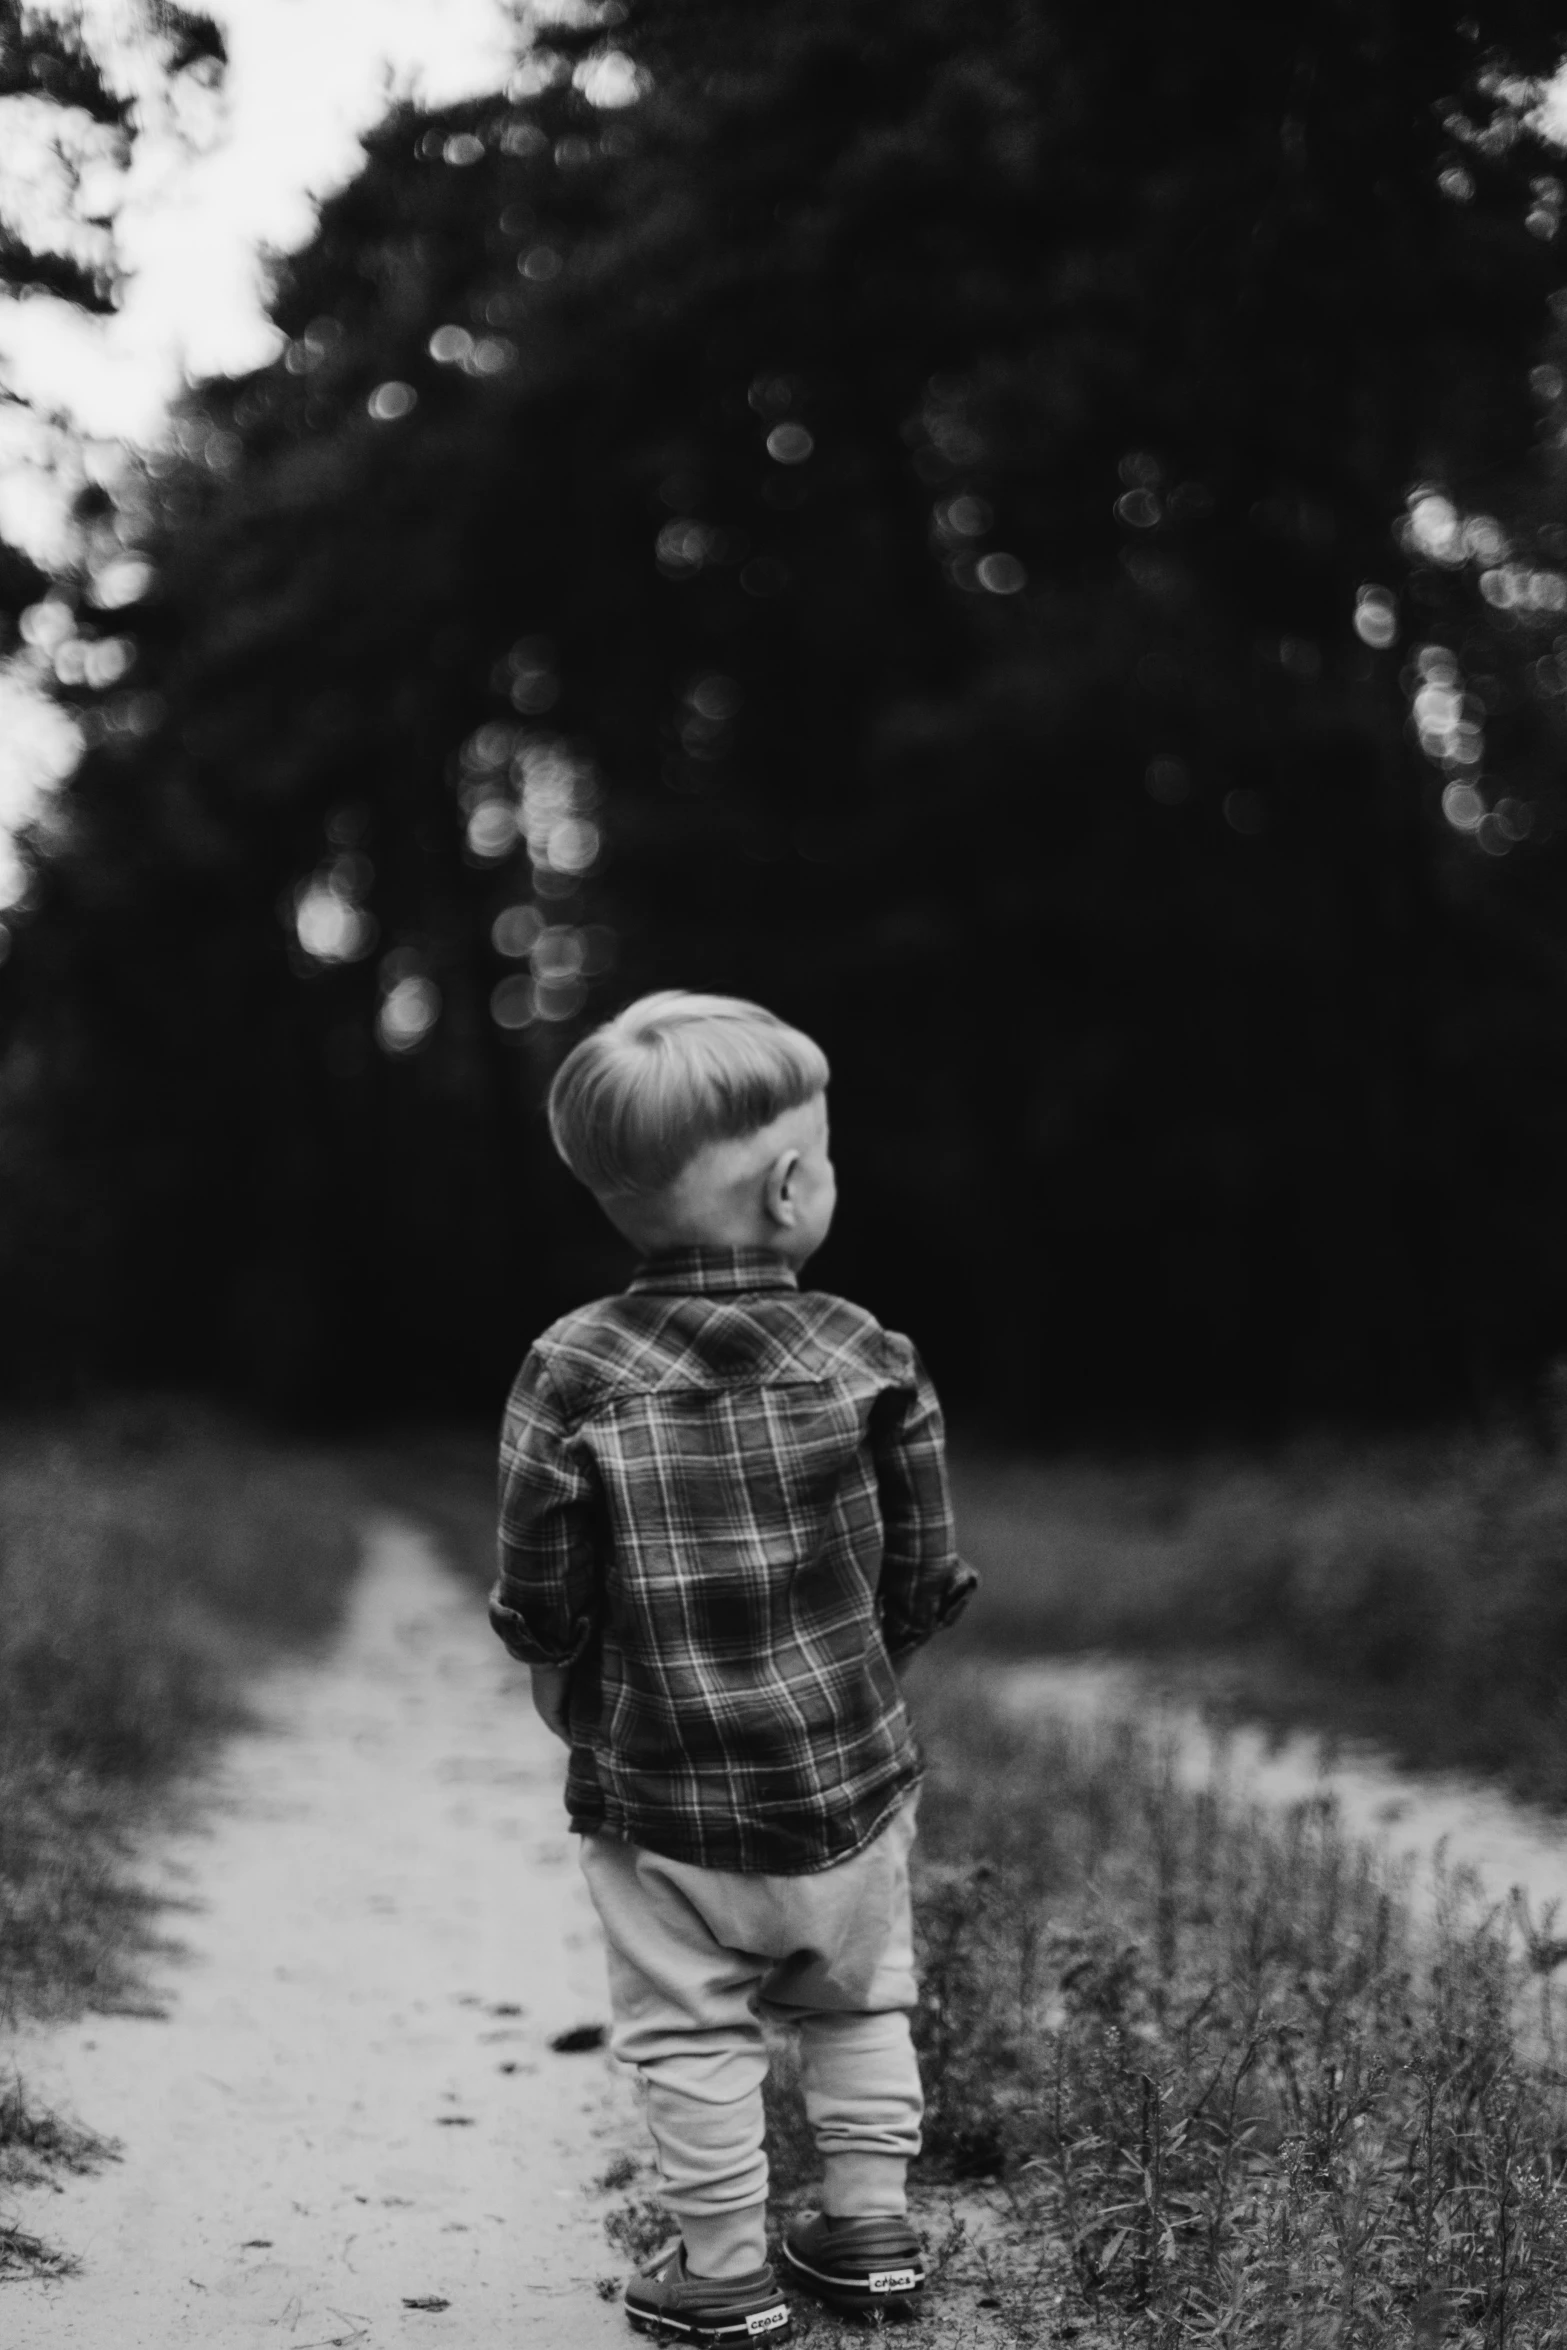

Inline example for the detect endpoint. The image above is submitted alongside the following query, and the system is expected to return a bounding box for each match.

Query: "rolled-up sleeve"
[489,1349,601,1667]
[871,1340,978,1655]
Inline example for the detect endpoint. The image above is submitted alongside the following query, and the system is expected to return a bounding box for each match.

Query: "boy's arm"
[871,1341,978,1659]
[489,1349,601,1695]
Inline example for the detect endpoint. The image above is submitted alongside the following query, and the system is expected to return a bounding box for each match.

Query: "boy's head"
[548,991,835,1264]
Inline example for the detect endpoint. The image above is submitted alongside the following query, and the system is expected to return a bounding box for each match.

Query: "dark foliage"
[7,1,1567,1428]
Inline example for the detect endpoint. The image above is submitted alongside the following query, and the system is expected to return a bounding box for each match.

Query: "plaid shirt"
[490,1245,975,1873]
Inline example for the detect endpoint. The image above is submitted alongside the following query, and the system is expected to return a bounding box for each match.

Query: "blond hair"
[548,991,830,1197]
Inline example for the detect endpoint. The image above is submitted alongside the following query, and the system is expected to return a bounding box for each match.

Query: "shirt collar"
[627,1245,799,1298]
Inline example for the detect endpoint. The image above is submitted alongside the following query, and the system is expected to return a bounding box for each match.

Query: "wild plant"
[0,1411,363,2272]
[776,1675,1567,2348]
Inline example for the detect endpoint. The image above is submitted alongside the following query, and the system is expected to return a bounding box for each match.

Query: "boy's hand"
[489,1591,534,1659]
[529,1663,573,1747]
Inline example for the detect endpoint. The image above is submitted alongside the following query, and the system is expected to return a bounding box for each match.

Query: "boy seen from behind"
[490,992,975,2343]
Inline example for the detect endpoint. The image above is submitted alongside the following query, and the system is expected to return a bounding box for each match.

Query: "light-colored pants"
[580,1800,923,2240]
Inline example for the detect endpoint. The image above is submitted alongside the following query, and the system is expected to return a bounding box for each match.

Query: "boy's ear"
[763,1147,802,1230]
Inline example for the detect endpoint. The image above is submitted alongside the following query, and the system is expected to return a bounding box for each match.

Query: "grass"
[0,1402,364,2272]
[948,1431,1567,1804]
[755,1671,1567,2346]
[0,2080,118,2281]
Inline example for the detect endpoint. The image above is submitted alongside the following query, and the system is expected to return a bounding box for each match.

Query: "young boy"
[489,990,975,2343]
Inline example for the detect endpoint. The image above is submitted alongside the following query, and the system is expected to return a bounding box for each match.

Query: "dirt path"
[6,1518,635,2348]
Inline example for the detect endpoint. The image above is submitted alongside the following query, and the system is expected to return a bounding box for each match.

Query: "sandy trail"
[6,1517,635,2349]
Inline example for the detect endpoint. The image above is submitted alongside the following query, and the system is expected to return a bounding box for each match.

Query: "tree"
[0,3,224,620]
[10,0,1567,1428]
[0,0,223,1379]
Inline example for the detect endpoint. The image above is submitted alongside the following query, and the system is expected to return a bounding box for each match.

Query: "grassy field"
[755,1674,1567,2348]
[589,1640,1567,2347]
[0,1406,364,2275]
[948,1434,1567,1804]
[917,1675,1567,2345]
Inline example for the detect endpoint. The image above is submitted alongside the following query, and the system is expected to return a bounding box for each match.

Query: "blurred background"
[5,0,1567,1439]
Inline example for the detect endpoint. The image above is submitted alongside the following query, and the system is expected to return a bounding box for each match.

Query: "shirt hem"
[566,1766,924,1877]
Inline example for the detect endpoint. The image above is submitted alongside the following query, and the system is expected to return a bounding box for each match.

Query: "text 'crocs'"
[624,2239,792,2343]
[781,2211,927,2319]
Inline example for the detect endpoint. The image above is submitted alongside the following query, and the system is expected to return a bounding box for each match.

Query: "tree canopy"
[0,2,224,604]
[8,0,1567,1430]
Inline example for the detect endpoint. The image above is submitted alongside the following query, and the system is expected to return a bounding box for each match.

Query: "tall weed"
[885,1671,1567,2346]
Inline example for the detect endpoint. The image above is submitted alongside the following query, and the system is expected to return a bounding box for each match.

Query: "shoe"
[781,2212,926,2319]
[624,2239,792,2342]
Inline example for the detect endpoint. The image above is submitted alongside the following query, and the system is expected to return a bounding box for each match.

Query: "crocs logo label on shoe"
[868,2270,918,2294]
[745,2310,789,2336]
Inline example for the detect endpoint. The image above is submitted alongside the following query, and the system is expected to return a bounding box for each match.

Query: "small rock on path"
[6,1517,635,2348]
